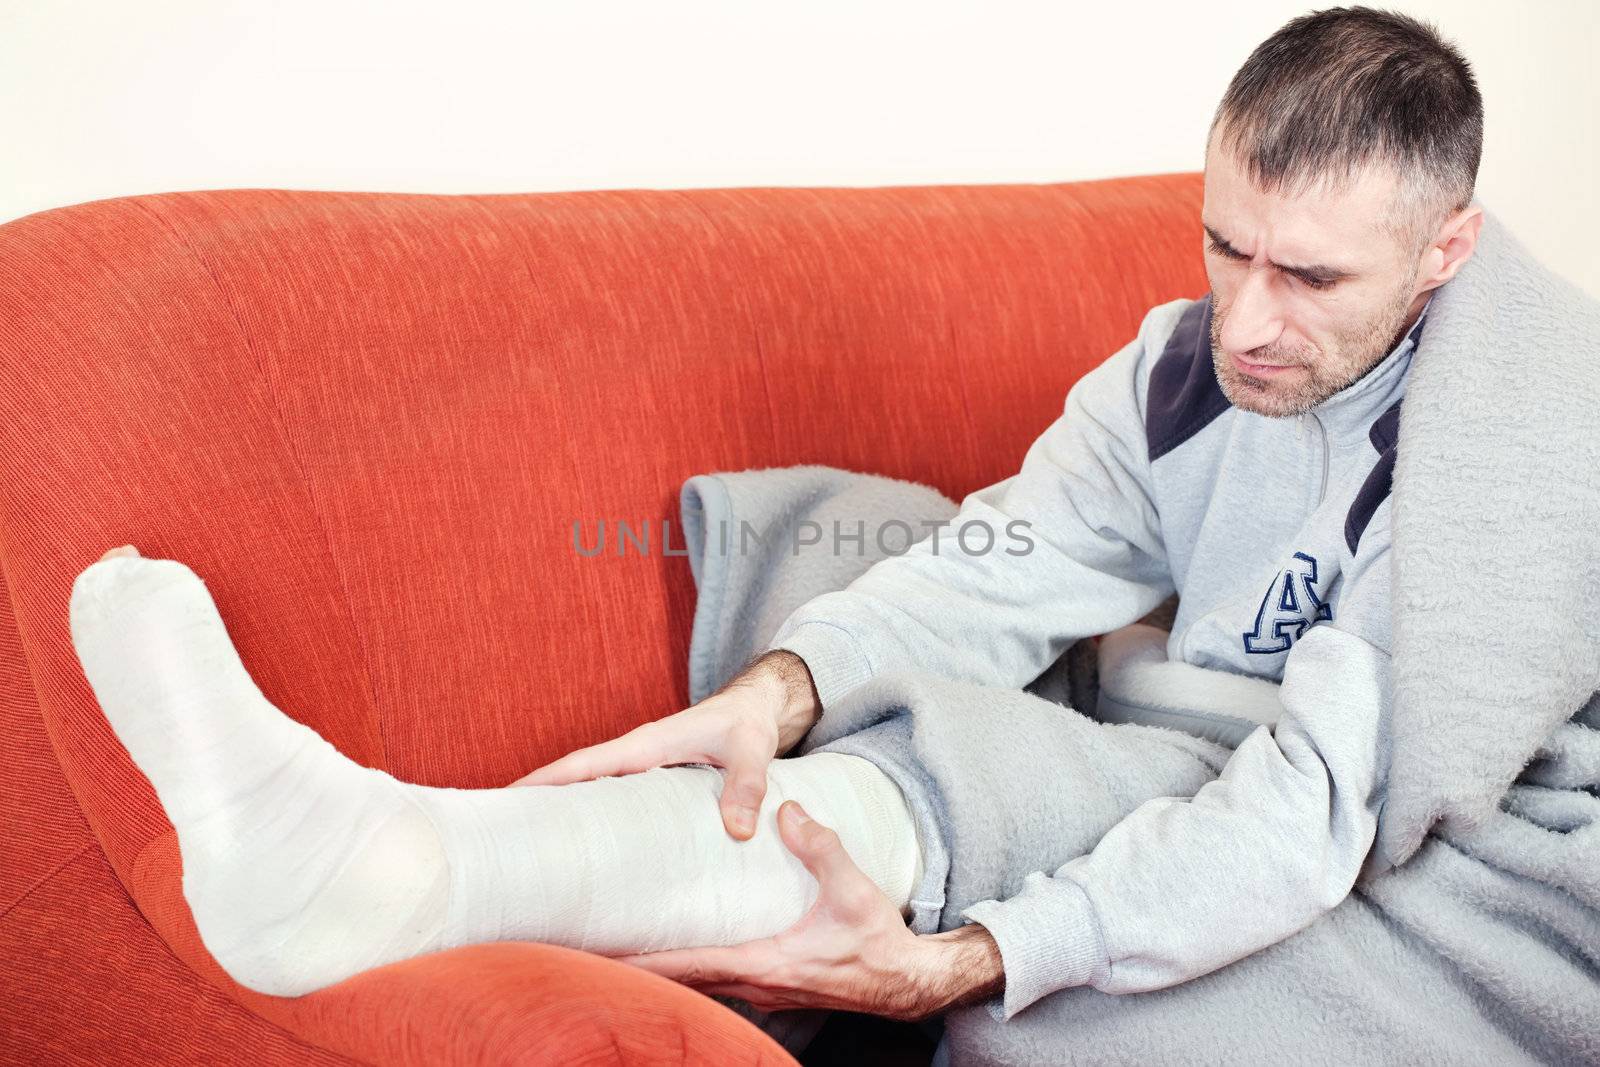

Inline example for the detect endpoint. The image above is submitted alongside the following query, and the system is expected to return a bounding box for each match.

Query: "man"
[523,5,1484,1024]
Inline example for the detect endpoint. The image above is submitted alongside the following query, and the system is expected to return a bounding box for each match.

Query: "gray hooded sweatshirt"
[764,289,1434,1018]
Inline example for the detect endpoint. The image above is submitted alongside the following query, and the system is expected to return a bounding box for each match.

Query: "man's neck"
[1389,289,1436,352]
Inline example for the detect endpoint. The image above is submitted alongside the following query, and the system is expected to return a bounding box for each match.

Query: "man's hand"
[612,800,1006,1021]
[512,651,821,840]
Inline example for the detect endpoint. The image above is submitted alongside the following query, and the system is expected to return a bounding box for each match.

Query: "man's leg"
[69,552,924,998]
[800,677,1544,1066]
[804,672,1235,939]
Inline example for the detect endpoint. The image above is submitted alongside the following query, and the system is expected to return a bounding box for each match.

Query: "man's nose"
[1216,273,1283,355]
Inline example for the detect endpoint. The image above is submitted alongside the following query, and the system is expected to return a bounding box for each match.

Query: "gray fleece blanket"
[679,205,1600,1065]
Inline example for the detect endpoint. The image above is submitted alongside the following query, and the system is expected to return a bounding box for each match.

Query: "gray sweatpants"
[793,673,1545,1067]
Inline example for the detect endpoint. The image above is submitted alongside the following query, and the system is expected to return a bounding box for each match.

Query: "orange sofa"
[0,175,1208,1064]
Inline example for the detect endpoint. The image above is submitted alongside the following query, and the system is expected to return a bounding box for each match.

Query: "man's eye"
[1299,276,1333,290]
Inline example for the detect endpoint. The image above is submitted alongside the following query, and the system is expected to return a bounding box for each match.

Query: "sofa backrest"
[0,177,1206,885]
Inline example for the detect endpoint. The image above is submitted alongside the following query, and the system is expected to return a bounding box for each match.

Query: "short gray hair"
[1209,6,1483,258]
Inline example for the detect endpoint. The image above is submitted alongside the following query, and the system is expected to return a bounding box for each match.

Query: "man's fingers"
[693,983,793,1006]
[612,942,773,985]
[514,727,668,786]
[777,801,866,890]
[514,747,613,787]
[719,764,769,840]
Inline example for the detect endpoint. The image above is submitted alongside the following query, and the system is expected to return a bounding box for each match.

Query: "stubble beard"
[1209,282,1418,418]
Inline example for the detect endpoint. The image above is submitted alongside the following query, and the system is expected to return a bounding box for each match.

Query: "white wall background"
[3,0,1595,296]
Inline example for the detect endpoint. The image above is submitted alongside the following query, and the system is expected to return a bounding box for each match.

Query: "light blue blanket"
[679,205,1599,1065]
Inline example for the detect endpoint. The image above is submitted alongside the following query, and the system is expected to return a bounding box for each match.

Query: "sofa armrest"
[256,941,800,1066]
[131,830,797,1066]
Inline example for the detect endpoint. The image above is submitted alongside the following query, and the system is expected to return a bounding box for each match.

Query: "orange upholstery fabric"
[0,176,1207,1064]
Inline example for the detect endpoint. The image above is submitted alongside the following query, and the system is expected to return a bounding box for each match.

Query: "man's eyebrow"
[1201,222,1358,283]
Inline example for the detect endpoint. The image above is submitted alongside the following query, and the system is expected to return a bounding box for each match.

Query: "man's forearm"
[726,649,821,753]
[914,924,1006,1016]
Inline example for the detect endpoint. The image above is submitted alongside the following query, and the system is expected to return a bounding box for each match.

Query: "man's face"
[1201,131,1431,418]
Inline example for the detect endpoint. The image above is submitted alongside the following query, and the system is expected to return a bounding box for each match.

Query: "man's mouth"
[1233,355,1298,376]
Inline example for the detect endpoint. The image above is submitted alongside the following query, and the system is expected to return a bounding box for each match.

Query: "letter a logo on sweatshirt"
[1243,551,1333,655]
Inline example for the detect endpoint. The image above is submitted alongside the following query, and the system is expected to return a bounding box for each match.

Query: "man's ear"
[1424,204,1484,288]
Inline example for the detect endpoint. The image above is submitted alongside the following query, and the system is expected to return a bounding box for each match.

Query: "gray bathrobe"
[682,204,1600,1065]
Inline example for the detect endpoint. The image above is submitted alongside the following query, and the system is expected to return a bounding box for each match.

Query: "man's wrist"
[916,924,1006,1015]
[753,650,821,751]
